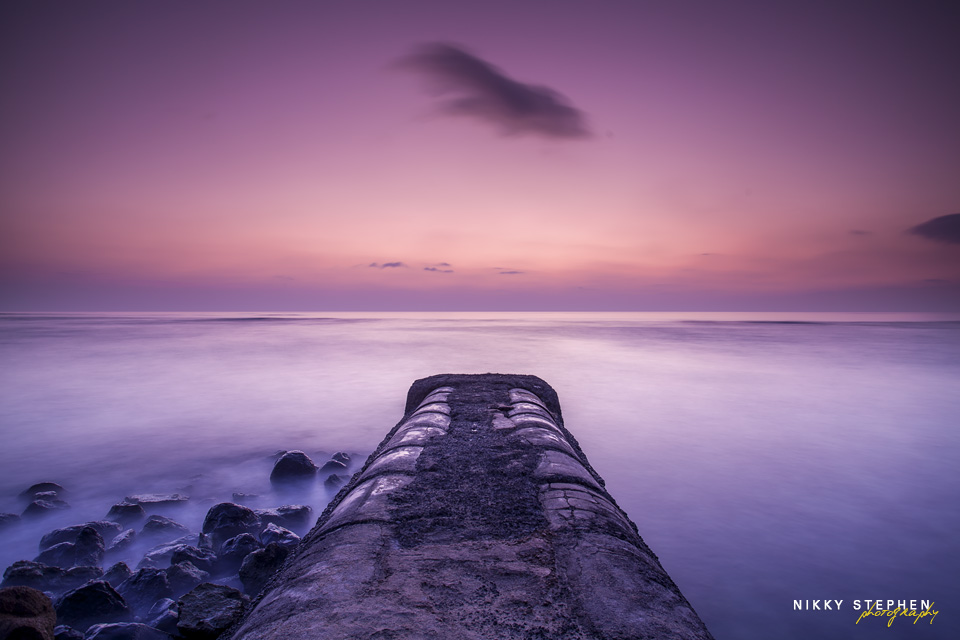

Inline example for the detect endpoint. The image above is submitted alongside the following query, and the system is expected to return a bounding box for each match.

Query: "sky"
[2,0,959,311]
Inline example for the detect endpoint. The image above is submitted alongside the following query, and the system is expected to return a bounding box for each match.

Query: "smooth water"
[1,311,958,639]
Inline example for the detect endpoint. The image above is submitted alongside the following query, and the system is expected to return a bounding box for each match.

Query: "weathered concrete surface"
[228,374,714,640]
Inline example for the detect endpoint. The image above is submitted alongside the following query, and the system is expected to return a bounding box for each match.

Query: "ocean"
[1,311,958,639]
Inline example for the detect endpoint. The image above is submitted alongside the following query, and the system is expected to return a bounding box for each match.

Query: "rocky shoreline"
[0,450,355,640]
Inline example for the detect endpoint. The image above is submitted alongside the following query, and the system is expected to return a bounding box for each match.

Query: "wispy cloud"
[368,262,408,269]
[498,270,525,275]
[424,266,454,273]
[398,42,591,139]
[908,213,960,244]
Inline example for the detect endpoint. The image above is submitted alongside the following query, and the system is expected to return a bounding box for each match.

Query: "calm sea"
[1,311,958,639]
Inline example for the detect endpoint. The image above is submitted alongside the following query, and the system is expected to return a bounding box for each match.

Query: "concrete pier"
[228,374,714,639]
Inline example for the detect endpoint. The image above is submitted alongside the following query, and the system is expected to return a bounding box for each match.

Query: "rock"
[1,561,65,593]
[201,504,260,549]
[230,493,257,505]
[54,580,130,632]
[19,483,66,501]
[169,547,217,575]
[258,523,299,551]
[0,585,56,640]
[137,537,196,569]
[0,513,21,530]
[215,535,262,576]
[102,563,133,589]
[40,523,121,551]
[146,598,179,634]
[166,563,209,598]
[123,494,188,508]
[22,499,70,517]
[323,473,346,490]
[105,504,145,526]
[117,569,171,616]
[268,450,317,485]
[84,622,172,639]
[61,566,104,592]
[35,542,77,568]
[106,530,136,555]
[34,528,103,569]
[317,459,347,474]
[238,543,288,596]
[74,527,105,567]
[332,451,351,466]
[177,583,248,639]
[54,625,85,640]
[253,505,312,534]
[140,516,190,542]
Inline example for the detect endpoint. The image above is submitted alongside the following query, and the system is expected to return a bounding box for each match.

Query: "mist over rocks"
[23,498,71,518]
[1,444,367,637]
[0,513,21,531]
[106,503,146,526]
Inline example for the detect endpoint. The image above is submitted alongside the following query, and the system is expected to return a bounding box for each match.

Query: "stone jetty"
[228,374,714,639]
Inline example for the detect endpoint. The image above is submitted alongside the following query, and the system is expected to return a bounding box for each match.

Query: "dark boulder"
[201,504,260,549]
[215,535,262,576]
[105,504,145,526]
[33,528,104,571]
[238,543,288,596]
[253,505,312,534]
[166,563,209,598]
[0,585,56,640]
[35,542,76,568]
[40,523,119,552]
[22,499,70,518]
[140,516,190,542]
[54,580,130,632]
[84,622,172,639]
[117,569,172,617]
[332,451,351,466]
[2,561,65,593]
[268,451,316,485]
[169,547,216,575]
[177,583,248,639]
[137,537,196,569]
[258,523,299,551]
[102,563,133,589]
[74,527,105,567]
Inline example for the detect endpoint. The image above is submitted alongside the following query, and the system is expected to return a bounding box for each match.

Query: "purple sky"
[2,1,959,310]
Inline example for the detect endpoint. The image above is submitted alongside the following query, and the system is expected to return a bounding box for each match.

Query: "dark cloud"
[399,43,591,139]
[437,262,451,267]
[424,266,454,273]
[908,213,960,244]
[498,270,525,275]
[369,262,408,269]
